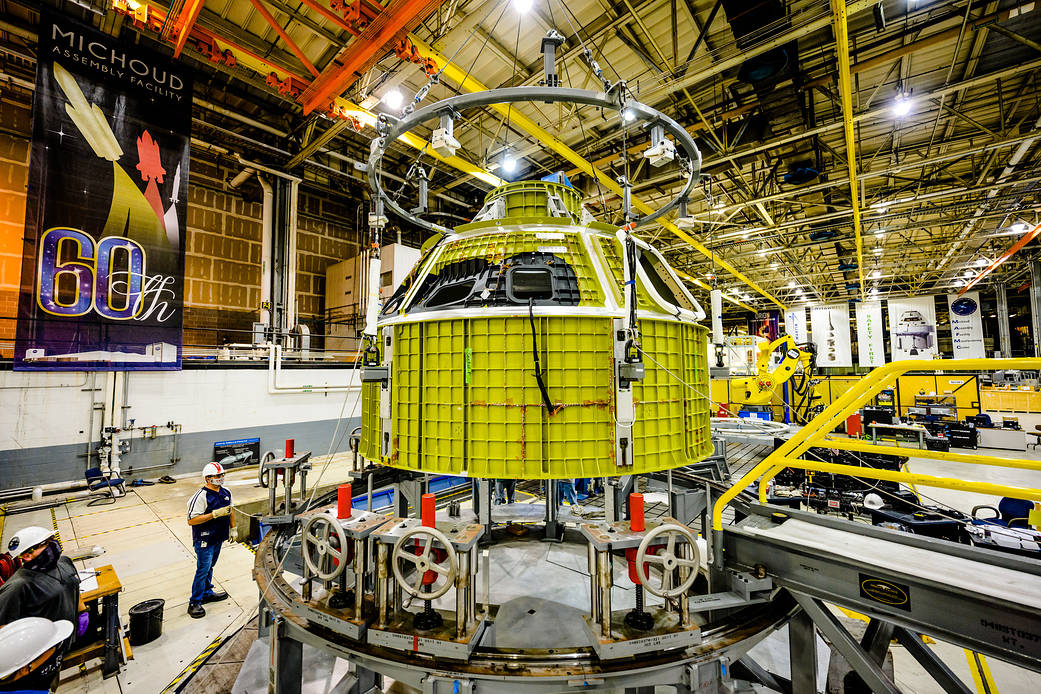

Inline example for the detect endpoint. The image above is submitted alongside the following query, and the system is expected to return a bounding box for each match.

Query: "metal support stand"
[788,606,817,694]
[476,479,491,535]
[892,626,973,694]
[1031,260,1041,358]
[544,480,563,541]
[269,616,303,694]
[792,593,901,694]
[996,283,1012,358]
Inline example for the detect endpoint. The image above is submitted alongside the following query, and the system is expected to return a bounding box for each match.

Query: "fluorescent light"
[502,154,517,173]
[383,89,403,109]
[514,0,533,12]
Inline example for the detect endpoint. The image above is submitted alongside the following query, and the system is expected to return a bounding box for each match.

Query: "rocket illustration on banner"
[51,60,179,252]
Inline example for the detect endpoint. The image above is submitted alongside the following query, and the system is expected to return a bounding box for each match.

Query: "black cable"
[528,299,559,414]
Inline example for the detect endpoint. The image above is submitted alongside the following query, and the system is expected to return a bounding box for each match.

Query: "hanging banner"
[14,10,190,370]
[749,310,780,342]
[784,308,807,344]
[888,296,938,360]
[810,303,853,367]
[855,301,886,367]
[948,291,986,359]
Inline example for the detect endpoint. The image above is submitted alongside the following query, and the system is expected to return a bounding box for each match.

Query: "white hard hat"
[863,493,884,510]
[0,617,74,679]
[202,462,225,478]
[6,526,56,559]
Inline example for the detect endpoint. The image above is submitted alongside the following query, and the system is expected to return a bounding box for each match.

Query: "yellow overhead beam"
[408,35,786,310]
[336,100,504,187]
[831,0,866,301]
[676,269,756,313]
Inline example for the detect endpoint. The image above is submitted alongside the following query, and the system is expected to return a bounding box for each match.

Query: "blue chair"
[85,467,126,506]
[971,497,1034,528]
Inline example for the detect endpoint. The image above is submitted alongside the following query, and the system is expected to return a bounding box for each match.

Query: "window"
[426,281,475,307]
[507,267,554,302]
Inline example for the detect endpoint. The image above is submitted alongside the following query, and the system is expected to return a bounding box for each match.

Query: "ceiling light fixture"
[383,89,403,110]
[870,270,881,279]
[622,109,635,123]
[502,153,517,173]
[514,0,533,12]
[892,92,912,118]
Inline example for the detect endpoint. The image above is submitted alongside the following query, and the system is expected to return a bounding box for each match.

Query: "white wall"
[0,366,364,488]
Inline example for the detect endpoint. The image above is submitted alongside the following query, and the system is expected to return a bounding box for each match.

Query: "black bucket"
[128,598,165,646]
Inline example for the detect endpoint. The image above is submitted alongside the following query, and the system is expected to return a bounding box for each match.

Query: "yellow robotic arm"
[730,335,813,406]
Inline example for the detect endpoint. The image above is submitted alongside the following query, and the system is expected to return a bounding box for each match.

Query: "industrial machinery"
[729,335,814,406]
[251,36,1041,694]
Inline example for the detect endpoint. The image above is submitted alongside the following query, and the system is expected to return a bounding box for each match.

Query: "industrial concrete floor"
[0,452,357,694]
[1,440,1038,693]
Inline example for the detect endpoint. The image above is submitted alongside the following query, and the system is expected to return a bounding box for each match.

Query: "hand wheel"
[302,513,351,581]
[635,522,700,598]
[258,450,276,488]
[391,526,458,600]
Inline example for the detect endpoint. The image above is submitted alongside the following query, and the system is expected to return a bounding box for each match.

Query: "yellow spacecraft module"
[359,181,713,479]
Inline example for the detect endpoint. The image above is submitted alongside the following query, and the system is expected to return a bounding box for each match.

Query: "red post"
[421,493,436,528]
[285,438,295,458]
[630,493,645,532]
[337,484,352,519]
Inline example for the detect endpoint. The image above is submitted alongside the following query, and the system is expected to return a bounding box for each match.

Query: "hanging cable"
[528,299,560,415]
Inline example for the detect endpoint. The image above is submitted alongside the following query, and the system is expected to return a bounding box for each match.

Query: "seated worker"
[0,527,80,627]
[0,617,74,692]
[186,462,234,618]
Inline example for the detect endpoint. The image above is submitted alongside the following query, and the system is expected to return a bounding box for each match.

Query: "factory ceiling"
[1,0,1040,313]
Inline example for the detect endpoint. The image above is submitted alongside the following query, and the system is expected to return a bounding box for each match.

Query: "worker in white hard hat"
[0,617,73,692]
[0,527,79,628]
[186,462,234,618]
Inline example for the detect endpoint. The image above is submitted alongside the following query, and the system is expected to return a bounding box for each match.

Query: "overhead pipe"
[267,343,361,394]
[259,175,274,327]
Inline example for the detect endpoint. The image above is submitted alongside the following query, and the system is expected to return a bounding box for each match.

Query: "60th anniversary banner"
[15,10,191,370]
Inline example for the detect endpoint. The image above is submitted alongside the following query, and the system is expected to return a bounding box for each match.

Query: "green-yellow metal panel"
[485,180,583,220]
[593,234,655,311]
[373,315,711,478]
[359,381,381,461]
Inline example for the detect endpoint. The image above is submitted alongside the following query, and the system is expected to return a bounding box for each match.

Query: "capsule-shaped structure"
[359,180,712,479]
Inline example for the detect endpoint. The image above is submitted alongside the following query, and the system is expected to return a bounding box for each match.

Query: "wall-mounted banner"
[784,308,807,344]
[888,296,938,360]
[810,304,853,367]
[855,301,886,367]
[14,10,191,371]
[750,310,780,342]
[947,291,985,359]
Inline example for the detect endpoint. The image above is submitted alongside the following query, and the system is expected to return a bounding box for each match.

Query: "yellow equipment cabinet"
[359,181,713,479]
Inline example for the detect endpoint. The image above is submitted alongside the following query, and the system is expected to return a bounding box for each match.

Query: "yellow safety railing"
[711,359,1041,531]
